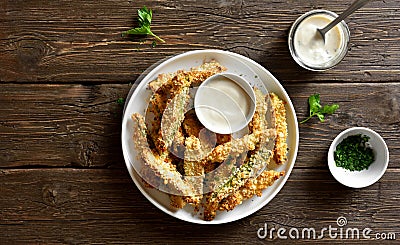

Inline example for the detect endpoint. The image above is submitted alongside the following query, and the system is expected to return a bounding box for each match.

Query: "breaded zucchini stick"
[182,110,203,137]
[270,93,288,165]
[148,61,226,92]
[218,170,285,211]
[131,113,195,197]
[158,87,190,155]
[203,144,274,221]
[148,73,191,153]
[170,135,210,209]
[149,72,176,93]
[183,136,206,208]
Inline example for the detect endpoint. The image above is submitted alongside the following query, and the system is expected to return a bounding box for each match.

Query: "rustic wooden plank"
[0,168,399,244]
[0,0,399,83]
[0,84,130,168]
[0,83,399,168]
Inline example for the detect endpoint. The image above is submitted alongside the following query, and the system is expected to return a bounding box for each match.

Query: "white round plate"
[121,49,299,224]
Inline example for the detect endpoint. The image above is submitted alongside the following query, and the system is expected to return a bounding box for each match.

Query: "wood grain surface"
[1,168,399,244]
[1,0,399,83]
[1,0,399,244]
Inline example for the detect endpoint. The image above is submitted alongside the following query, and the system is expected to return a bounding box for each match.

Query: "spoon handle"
[320,0,372,34]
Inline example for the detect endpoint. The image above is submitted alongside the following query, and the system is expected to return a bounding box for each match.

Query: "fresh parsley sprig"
[300,93,339,124]
[122,6,165,43]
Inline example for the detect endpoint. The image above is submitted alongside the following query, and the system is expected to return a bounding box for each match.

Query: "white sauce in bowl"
[195,74,255,134]
[288,10,350,71]
[294,14,343,66]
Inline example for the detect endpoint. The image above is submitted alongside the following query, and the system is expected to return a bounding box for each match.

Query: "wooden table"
[1,0,399,243]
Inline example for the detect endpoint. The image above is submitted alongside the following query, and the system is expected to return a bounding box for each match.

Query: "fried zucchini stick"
[218,170,285,211]
[182,110,203,137]
[148,61,226,92]
[158,87,190,155]
[149,72,176,93]
[131,113,195,197]
[270,93,288,165]
[203,144,274,221]
[170,135,207,209]
[148,73,191,154]
[183,136,206,209]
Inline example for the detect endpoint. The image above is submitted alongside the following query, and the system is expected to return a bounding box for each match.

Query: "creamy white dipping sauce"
[195,76,252,134]
[293,14,344,67]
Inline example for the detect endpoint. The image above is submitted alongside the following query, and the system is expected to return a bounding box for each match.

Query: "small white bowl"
[328,127,389,188]
[194,73,256,134]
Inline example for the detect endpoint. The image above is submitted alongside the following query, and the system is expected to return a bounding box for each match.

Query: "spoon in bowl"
[317,0,372,42]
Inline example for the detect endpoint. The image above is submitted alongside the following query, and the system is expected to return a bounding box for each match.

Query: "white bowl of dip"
[288,9,350,71]
[194,73,256,134]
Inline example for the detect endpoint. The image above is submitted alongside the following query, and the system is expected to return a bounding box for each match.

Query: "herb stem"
[300,116,312,124]
[149,31,165,43]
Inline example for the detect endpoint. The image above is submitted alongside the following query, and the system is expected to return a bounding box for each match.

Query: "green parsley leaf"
[137,6,152,26]
[116,97,125,105]
[321,104,340,114]
[308,93,321,115]
[122,6,165,43]
[300,93,339,124]
[123,26,150,36]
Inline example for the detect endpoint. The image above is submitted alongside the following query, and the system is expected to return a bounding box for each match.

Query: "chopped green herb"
[116,97,125,105]
[151,40,157,48]
[300,93,339,123]
[122,6,165,43]
[334,134,375,171]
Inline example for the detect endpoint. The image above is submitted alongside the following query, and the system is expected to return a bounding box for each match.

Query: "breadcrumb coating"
[158,87,190,155]
[182,136,205,209]
[148,60,226,92]
[131,113,196,197]
[203,143,274,221]
[270,93,288,165]
[218,170,285,211]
